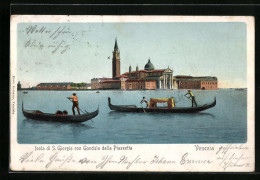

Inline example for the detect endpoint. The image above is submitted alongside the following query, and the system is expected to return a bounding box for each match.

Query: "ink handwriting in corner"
[216,144,250,170]
[51,40,70,54]
[218,152,250,170]
[49,26,71,40]
[23,25,72,54]
[26,25,51,35]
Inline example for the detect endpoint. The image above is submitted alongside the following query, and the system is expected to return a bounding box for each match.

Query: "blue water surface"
[18,89,247,144]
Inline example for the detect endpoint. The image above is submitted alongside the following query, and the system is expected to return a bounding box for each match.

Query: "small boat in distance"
[22,102,99,123]
[96,91,100,93]
[23,91,28,94]
[108,97,216,113]
[235,88,246,91]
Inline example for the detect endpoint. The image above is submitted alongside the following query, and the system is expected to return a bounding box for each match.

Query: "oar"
[185,96,194,107]
[184,95,192,101]
[67,97,93,123]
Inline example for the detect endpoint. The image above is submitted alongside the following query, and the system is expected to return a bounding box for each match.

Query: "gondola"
[108,97,216,113]
[22,102,99,123]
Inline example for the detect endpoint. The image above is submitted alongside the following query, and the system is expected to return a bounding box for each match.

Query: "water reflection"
[108,111,148,120]
[179,112,215,119]
[66,123,94,141]
[70,123,94,129]
[23,118,94,128]
[108,111,215,118]
[197,112,215,118]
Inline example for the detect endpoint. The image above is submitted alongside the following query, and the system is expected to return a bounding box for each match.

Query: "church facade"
[124,58,175,90]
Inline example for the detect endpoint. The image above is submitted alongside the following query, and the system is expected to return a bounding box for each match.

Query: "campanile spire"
[114,37,119,51]
[112,38,120,79]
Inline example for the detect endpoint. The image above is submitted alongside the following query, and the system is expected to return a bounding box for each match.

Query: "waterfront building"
[91,78,105,89]
[36,82,72,90]
[175,76,218,90]
[125,79,156,90]
[99,80,121,89]
[91,78,122,89]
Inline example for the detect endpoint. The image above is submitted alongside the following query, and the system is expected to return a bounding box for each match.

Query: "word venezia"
[35,145,133,151]
[195,145,214,151]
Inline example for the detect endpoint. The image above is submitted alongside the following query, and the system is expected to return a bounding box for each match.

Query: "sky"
[17,22,247,88]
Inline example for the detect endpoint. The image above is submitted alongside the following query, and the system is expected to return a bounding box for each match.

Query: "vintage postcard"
[10,15,255,171]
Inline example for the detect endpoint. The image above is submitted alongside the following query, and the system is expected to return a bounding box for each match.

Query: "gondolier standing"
[68,93,80,115]
[140,97,149,108]
[184,90,198,107]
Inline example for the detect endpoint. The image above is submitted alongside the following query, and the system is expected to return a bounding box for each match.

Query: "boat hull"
[22,104,99,123]
[108,97,216,113]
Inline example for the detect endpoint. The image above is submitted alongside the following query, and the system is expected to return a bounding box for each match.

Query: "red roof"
[138,70,148,73]
[123,72,130,75]
[99,78,113,81]
[150,69,165,72]
[129,70,148,74]
[115,75,129,78]
[126,79,156,82]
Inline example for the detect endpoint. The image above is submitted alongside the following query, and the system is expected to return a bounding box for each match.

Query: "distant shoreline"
[18,88,247,91]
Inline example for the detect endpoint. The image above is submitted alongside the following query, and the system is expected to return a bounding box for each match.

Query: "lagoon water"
[18,89,247,144]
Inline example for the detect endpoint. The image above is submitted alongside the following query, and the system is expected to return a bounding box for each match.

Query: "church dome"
[144,58,155,71]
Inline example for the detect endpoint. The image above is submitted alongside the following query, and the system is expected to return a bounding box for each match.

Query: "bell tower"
[112,38,121,79]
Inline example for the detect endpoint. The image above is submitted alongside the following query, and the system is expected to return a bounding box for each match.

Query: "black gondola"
[108,97,216,113]
[22,102,99,123]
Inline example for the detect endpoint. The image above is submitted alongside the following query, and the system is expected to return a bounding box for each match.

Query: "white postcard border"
[10,15,255,172]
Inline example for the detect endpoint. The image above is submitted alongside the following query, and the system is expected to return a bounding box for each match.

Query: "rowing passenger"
[140,97,149,108]
[68,93,80,115]
[184,90,198,107]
